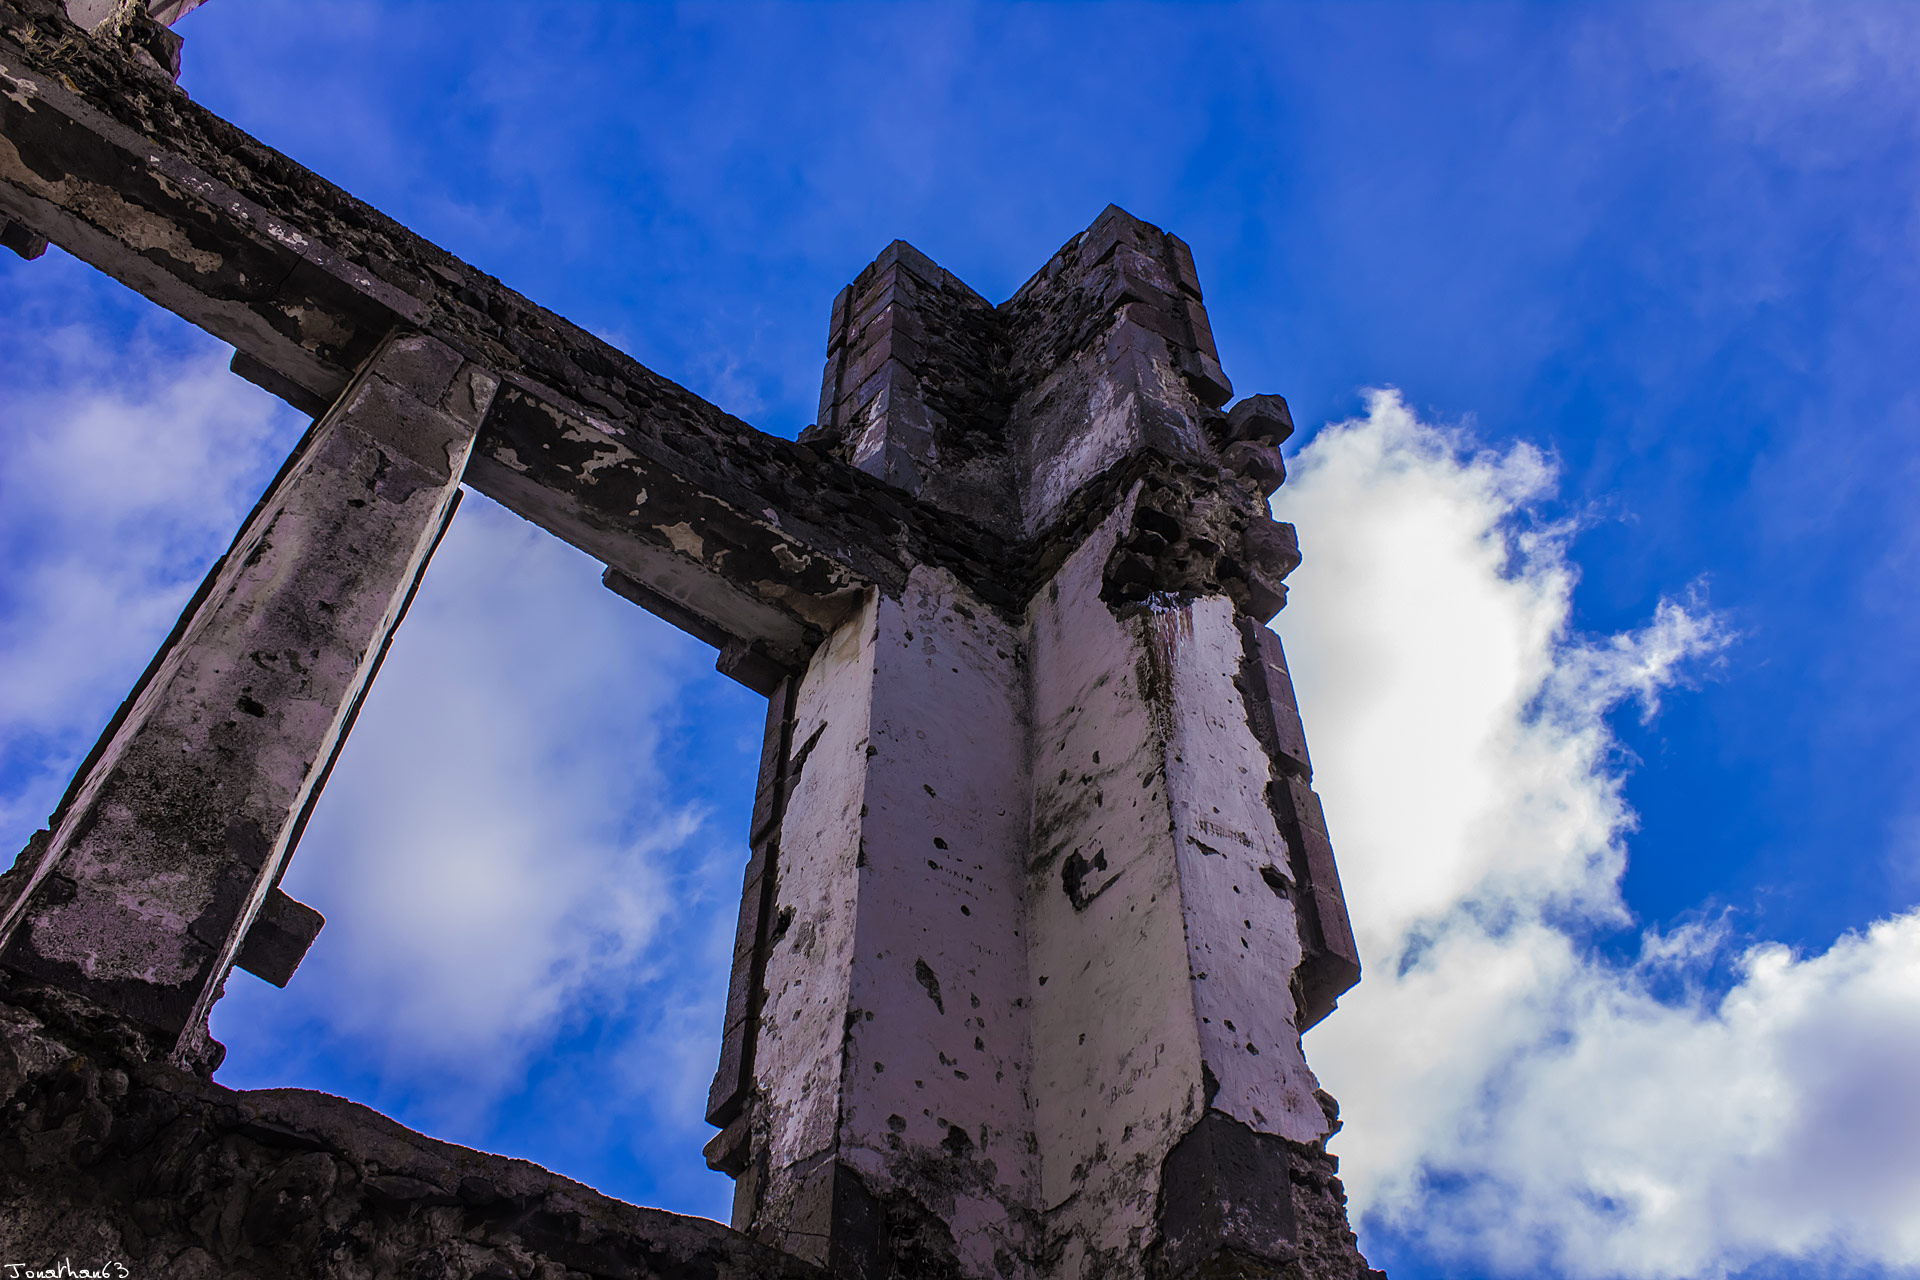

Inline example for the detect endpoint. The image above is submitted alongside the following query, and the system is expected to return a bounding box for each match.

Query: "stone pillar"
[722,570,1036,1280]
[0,332,496,1063]
[710,208,1372,1279]
[806,240,1016,530]
[1024,494,1337,1278]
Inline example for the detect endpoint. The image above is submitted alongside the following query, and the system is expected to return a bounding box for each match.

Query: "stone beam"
[0,0,1019,667]
[0,331,495,1060]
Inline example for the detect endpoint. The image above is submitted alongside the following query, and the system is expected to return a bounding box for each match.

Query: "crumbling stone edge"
[0,973,830,1278]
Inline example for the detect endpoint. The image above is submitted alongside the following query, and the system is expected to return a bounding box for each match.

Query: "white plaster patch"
[658,522,705,560]
[1,67,38,111]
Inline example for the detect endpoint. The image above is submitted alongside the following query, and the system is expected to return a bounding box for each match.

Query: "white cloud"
[1284,391,1920,1278]
[0,312,301,841]
[222,491,749,1213]
[256,495,720,1094]
[0,293,742,1203]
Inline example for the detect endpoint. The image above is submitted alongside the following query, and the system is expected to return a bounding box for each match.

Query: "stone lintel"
[0,21,1266,644]
[0,4,1017,651]
[0,331,491,1058]
[0,15,422,402]
[474,376,876,668]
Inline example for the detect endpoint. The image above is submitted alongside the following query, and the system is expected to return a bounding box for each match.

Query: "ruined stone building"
[0,2,1384,1276]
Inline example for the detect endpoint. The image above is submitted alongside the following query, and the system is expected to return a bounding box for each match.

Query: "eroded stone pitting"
[0,5,1378,1273]
[0,975,831,1280]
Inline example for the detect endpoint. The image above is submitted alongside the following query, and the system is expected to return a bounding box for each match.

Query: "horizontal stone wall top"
[0,978,829,1279]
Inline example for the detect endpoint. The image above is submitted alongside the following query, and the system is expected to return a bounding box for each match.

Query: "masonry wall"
[0,12,1378,1264]
[0,975,828,1280]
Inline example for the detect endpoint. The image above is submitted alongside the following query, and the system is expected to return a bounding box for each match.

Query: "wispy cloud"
[0,260,745,1214]
[1285,392,1920,1278]
[243,495,709,1084]
[210,489,752,1215]
[0,268,302,842]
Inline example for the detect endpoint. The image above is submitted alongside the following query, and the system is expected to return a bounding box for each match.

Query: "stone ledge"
[0,978,826,1280]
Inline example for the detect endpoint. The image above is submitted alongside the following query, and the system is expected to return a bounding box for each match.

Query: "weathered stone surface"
[0,9,1376,1274]
[0,977,828,1279]
[708,208,1376,1278]
[745,571,1037,1276]
[0,0,1015,662]
[1148,1106,1384,1280]
[808,241,1015,529]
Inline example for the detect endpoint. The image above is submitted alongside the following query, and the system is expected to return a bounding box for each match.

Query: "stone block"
[1228,393,1296,446]
[1076,203,1162,272]
[816,353,843,434]
[855,297,929,348]
[1281,775,1329,839]
[705,1109,753,1176]
[1274,776,1360,1029]
[828,284,853,352]
[719,639,792,697]
[1244,566,1289,623]
[867,239,942,287]
[1155,1111,1299,1277]
[1223,438,1286,495]
[1115,298,1192,350]
[750,680,797,844]
[374,331,465,405]
[1181,293,1220,360]
[0,216,47,260]
[1243,517,1302,583]
[1245,623,1311,780]
[1177,346,1234,408]
[851,274,920,336]
[709,846,773,1127]
[1102,247,1185,318]
[345,371,476,481]
[1105,310,1177,364]
[844,327,922,396]
[1111,243,1181,299]
[233,888,324,989]
[146,0,212,23]
[230,349,330,418]
[1165,232,1205,299]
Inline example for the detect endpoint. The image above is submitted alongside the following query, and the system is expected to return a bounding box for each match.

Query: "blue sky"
[2,3,1917,1277]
